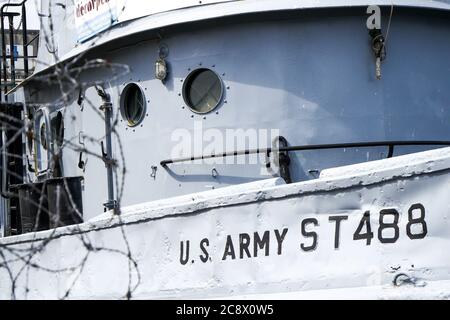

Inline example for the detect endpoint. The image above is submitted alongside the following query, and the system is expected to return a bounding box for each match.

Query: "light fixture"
[155,58,167,81]
[155,43,169,82]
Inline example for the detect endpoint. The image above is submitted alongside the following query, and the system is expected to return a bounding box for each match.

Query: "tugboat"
[0,0,450,299]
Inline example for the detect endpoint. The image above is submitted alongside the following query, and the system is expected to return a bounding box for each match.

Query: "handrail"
[0,0,30,101]
[160,140,450,167]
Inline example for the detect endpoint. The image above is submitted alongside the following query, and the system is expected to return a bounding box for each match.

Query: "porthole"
[120,83,146,127]
[183,68,223,114]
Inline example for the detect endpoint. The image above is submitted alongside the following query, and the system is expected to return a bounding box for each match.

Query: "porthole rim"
[182,68,224,115]
[120,82,147,128]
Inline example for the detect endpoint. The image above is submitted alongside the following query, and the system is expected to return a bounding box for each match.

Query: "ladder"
[0,102,24,236]
[0,1,34,235]
[0,0,36,103]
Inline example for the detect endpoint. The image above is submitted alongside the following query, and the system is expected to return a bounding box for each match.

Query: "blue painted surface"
[25,7,450,218]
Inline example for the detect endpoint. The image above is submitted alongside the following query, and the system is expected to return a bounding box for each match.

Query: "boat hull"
[1,147,450,299]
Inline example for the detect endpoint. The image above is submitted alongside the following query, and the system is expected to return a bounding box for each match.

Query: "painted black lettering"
[353,211,374,245]
[329,215,348,249]
[239,233,251,259]
[180,240,190,265]
[378,209,400,243]
[199,238,209,263]
[254,231,270,257]
[407,204,428,240]
[274,228,288,255]
[301,218,318,252]
[222,235,236,260]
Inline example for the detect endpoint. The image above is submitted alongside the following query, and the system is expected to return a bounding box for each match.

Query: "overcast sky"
[0,0,41,30]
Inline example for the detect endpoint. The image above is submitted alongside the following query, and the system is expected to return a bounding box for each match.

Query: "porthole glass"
[40,123,47,150]
[51,111,64,147]
[120,83,146,127]
[183,68,223,114]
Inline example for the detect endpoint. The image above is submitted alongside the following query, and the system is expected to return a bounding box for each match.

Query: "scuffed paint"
[1,147,450,299]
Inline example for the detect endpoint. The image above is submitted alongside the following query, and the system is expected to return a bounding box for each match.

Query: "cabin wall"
[24,8,450,220]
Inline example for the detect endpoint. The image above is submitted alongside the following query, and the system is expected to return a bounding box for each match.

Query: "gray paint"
[19,0,450,78]
[22,7,450,219]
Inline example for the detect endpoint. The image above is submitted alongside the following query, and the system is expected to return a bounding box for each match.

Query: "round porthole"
[183,68,224,114]
[120,83,146,127]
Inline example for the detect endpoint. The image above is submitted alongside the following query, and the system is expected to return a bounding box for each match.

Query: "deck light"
[155,44,169,82]
[155,58,167,81]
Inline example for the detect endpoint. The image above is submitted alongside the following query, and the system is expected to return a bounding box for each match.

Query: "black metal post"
[1,9,8,101]
[0,0,31,100]
[97,88,116,212]
[8,14,16,89]
[21,3,28,78]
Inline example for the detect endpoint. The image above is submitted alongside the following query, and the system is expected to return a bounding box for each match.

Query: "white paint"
[1,147,450,299]
[15,0,448,80]
[91,178,286,222]
[74,0,235,42]
[74,0,120,42]
[222,280,450,300]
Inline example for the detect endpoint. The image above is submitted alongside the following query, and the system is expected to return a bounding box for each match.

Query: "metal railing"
[160,139,450,166]
[160,139,450,183]
[0,0,35,102]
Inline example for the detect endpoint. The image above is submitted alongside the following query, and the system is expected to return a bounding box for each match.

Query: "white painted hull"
[1,147,450,300]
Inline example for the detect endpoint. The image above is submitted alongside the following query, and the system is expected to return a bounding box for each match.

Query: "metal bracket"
[103,200,118,212]
[275,136,292,184]
[370,29,386,80]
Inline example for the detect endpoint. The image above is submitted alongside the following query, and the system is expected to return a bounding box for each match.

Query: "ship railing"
[160,139,450,183]
[0,0,36,102]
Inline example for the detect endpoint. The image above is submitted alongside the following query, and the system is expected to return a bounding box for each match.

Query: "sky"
[0,0,41,30]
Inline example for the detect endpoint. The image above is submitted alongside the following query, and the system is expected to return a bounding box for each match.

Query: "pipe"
[160,140,450,166]
[97,88,116,212]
